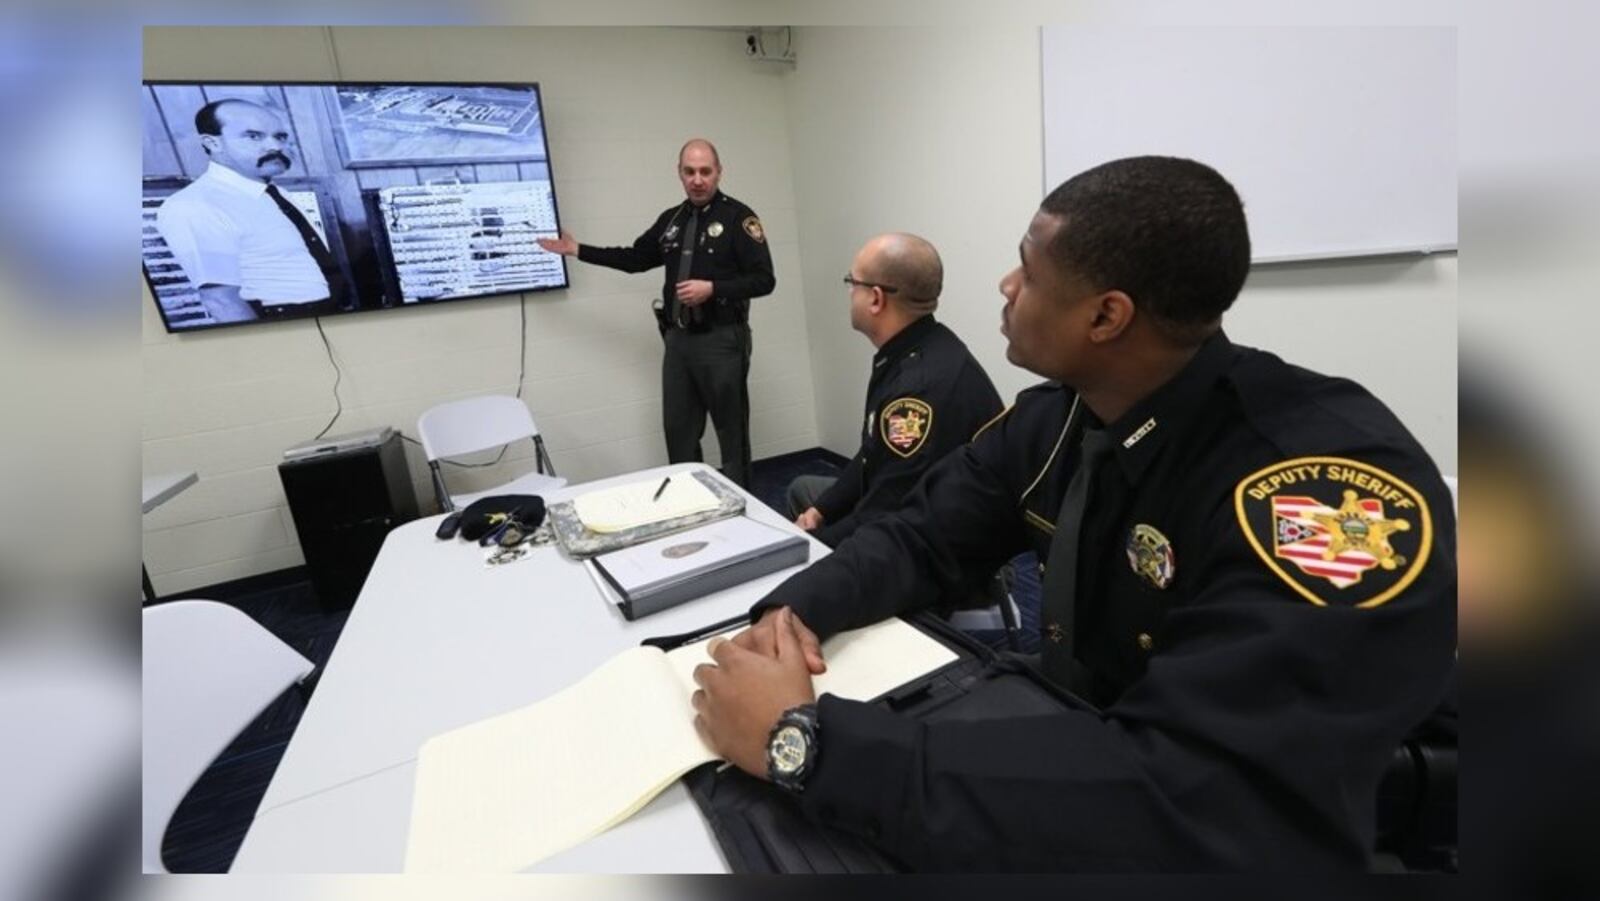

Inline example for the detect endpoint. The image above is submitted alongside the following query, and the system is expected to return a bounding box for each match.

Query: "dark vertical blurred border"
[1458,0,1600,895]
[5,1,1596,900]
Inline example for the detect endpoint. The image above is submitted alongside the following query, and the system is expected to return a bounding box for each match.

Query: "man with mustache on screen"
[156,98,346,325]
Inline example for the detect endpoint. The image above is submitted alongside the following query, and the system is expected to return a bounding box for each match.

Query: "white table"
[230,463,826,873]
[142,471,198,601]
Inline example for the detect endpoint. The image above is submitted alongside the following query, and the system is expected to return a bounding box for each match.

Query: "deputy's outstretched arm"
[576,212,672,274]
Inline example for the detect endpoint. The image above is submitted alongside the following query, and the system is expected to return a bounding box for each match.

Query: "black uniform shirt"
[753,332,1456,870]
[810,314,1003,547]
[576,190,775,318]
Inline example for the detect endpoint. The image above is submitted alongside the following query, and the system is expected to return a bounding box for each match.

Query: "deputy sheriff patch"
[1234,456,1433,608]
[1126,524,1175,589]
[880,397,933,458]
[743,216,765,243]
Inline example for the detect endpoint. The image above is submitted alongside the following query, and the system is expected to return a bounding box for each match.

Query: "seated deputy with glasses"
[787,232,1002,548]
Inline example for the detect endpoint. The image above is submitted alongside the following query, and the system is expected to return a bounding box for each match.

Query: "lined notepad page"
[405,617,959,872]
[572,475,722,533]
[405,647,703,873]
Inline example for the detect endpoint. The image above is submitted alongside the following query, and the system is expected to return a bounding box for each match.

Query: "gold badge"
[742,216,765,243]
[1234,457,1433,608]
[1126,524,1175,589]
[880,397,933,458]
[707,221,724,238]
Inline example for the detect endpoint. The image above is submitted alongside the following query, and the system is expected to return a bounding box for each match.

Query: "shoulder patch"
[880,397,933,458]
[1234,457,1432,608]
[742,216,765,243]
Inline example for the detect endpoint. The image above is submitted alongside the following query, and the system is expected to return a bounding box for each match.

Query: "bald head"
[678,138,722,169]
[196,98,270,137]
[194,98,293,182]
[862,232,942,312]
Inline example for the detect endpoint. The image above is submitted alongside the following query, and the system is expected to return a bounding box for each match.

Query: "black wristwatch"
[765,702,820,793]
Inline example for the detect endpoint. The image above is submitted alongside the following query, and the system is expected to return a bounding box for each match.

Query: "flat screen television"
[141,81,568,332]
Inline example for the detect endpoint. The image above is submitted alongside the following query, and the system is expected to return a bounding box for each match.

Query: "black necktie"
[670,208,698,325]
[1038,426,1116,689]
[265,183,345,304]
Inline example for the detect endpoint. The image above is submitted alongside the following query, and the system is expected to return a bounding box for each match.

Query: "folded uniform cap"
[457,494,547,541]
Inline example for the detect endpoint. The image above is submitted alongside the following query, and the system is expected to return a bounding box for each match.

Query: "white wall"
[1226,254,1457,467]
[142,27,817,595]
[785,26,1458,472]
[784,27,1045,453]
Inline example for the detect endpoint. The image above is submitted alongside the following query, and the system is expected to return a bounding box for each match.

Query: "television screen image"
[141,81,568,333]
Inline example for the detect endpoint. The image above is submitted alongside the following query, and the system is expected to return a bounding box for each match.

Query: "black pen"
[652,476,671,501]
[640,613,749,651]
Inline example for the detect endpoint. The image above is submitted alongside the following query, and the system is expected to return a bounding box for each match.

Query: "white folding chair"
[416,395,566,512]
[142,600,315,873]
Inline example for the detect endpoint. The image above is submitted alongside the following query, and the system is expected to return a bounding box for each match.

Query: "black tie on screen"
[264,183,345,305]
[670,208,698,325]
[1038,426,1116,689]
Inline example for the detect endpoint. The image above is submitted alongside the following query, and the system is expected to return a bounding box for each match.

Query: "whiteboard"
[1041,27,1456,263]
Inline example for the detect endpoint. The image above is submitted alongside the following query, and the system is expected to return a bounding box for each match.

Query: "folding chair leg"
[428,461,454,513]
[534,435,557,477]
[997,567,1022,652]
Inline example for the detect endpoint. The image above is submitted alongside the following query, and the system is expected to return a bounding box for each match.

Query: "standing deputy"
[539,139,774,488]
[789,232,1002,548]
[689,156,1456,870]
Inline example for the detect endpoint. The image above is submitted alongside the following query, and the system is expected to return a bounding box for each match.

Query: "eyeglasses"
[842,274,898,294]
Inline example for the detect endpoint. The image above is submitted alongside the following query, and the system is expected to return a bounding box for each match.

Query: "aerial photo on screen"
[334,84,547,166]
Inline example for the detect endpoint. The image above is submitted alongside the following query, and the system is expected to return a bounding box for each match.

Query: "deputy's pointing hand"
[536,229,578,256]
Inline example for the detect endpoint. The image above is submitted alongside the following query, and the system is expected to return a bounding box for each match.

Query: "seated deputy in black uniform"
[689,156,1456,870]
[787,232,1003,548]
[538,139,774,488]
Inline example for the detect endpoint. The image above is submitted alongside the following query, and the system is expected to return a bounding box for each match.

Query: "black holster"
[653,297,732,334]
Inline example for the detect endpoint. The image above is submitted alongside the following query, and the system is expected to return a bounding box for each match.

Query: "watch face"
[769,724,808,774]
